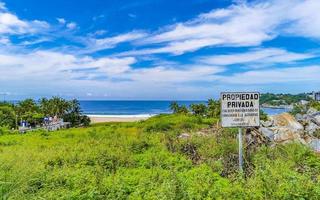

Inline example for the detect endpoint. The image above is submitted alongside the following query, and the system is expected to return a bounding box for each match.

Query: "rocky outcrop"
[259,109,320,153]
[272,113,304,131]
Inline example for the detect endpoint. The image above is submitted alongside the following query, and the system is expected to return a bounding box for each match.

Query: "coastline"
[261,104,293,109]
[87,105,291,123]
[87,114,154,123]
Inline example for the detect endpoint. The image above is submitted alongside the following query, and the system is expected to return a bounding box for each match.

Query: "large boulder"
[257,112,320,153]
[271,113,304,131]
[272,127,305,144]
[269,113,305,144]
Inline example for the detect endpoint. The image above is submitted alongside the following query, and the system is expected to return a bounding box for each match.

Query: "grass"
[0,114,319,199]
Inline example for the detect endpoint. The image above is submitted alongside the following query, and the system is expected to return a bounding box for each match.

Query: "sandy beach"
[88,115,153,123]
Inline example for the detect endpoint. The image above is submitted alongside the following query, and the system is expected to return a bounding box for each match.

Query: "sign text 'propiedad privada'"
[221,92,260,127]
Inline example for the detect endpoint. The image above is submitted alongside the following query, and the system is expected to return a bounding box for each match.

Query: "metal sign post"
[238,128,243,172]
[220,92,260,172]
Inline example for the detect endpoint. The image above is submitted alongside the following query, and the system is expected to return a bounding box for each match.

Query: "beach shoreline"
[87,114,154,123]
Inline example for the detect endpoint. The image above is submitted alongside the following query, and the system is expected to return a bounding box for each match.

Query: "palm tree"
[40,97,70,118]
[170,101,179,114]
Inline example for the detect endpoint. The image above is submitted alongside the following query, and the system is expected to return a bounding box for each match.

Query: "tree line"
[170,99,268,120]
[170,99,221,118]
[260,93,311,106]
[0,97,90,129]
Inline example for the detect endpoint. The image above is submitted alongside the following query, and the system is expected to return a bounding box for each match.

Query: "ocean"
[79,101,201,117]
[79,100,289,116]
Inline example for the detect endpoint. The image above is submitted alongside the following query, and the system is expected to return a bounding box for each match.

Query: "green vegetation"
[0,97,90,130]
[290,100,320,115]
[310,101,320,111]
[171,99,267,120]
[260,93,311,106]
[259,110,268,121]
[171,99,220,118]
[169,102,189,114]
[0,114,318,199]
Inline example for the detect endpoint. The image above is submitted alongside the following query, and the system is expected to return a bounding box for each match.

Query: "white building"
[312,91,320,101]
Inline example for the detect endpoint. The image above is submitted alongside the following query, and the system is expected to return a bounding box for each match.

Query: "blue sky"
[0,0,320,100]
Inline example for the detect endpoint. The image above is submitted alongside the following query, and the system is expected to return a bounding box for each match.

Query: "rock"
[305,122,319,135]
[271,113,303,131]
[307,108,318,115]
[178,133,190,139]
[261,120,273,127]
[314,115,320,126]
[259,127,274,141]
[255,110,320,153]
[295,113,303,121]
[273,127,302,143]
[309,139,320,153]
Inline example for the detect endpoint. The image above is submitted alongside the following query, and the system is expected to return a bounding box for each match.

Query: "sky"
[0,0,320,100]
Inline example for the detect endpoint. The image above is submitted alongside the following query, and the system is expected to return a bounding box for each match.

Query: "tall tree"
[190,103,207,116]
[63,99,90,126]
[170,101,179,114]
[15,99,43,126]
[40,97,70,117]
[207,99,220,118]
[0,105,16,128]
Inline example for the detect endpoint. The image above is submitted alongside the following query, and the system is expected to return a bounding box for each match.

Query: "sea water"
[79,100,290,116]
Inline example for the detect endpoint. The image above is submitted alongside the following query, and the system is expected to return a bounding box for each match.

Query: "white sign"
[220,92,260,127]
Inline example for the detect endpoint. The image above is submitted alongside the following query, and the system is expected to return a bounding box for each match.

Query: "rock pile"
[259,109,320,153]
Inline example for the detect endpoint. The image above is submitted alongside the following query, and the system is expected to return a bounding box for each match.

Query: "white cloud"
[79,31,147,54]
[0,36,9,44]
[66,22,77,30]
[128,0,320,55]
[20,37,51,46]
[220,66,320,84]
[92,30,107,36]
[128,13,136,18]
[0,0,319,99]
[0,9,49,35]
[122,65,223,83]
[199,48,316,66]
[0,50,136,81]
[0,46,227,99]
[0,2,6,10]
[57,18,66,24]
[284,1,320,39]
[119,38,221,56]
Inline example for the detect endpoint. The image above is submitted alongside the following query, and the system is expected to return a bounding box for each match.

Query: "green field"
[0,114,319,199]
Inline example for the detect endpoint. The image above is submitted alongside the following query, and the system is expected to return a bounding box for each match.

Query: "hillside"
[0,114,319,199]
[260,93,311,106]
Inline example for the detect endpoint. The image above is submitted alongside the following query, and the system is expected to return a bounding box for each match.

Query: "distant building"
[312,91,320,101]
